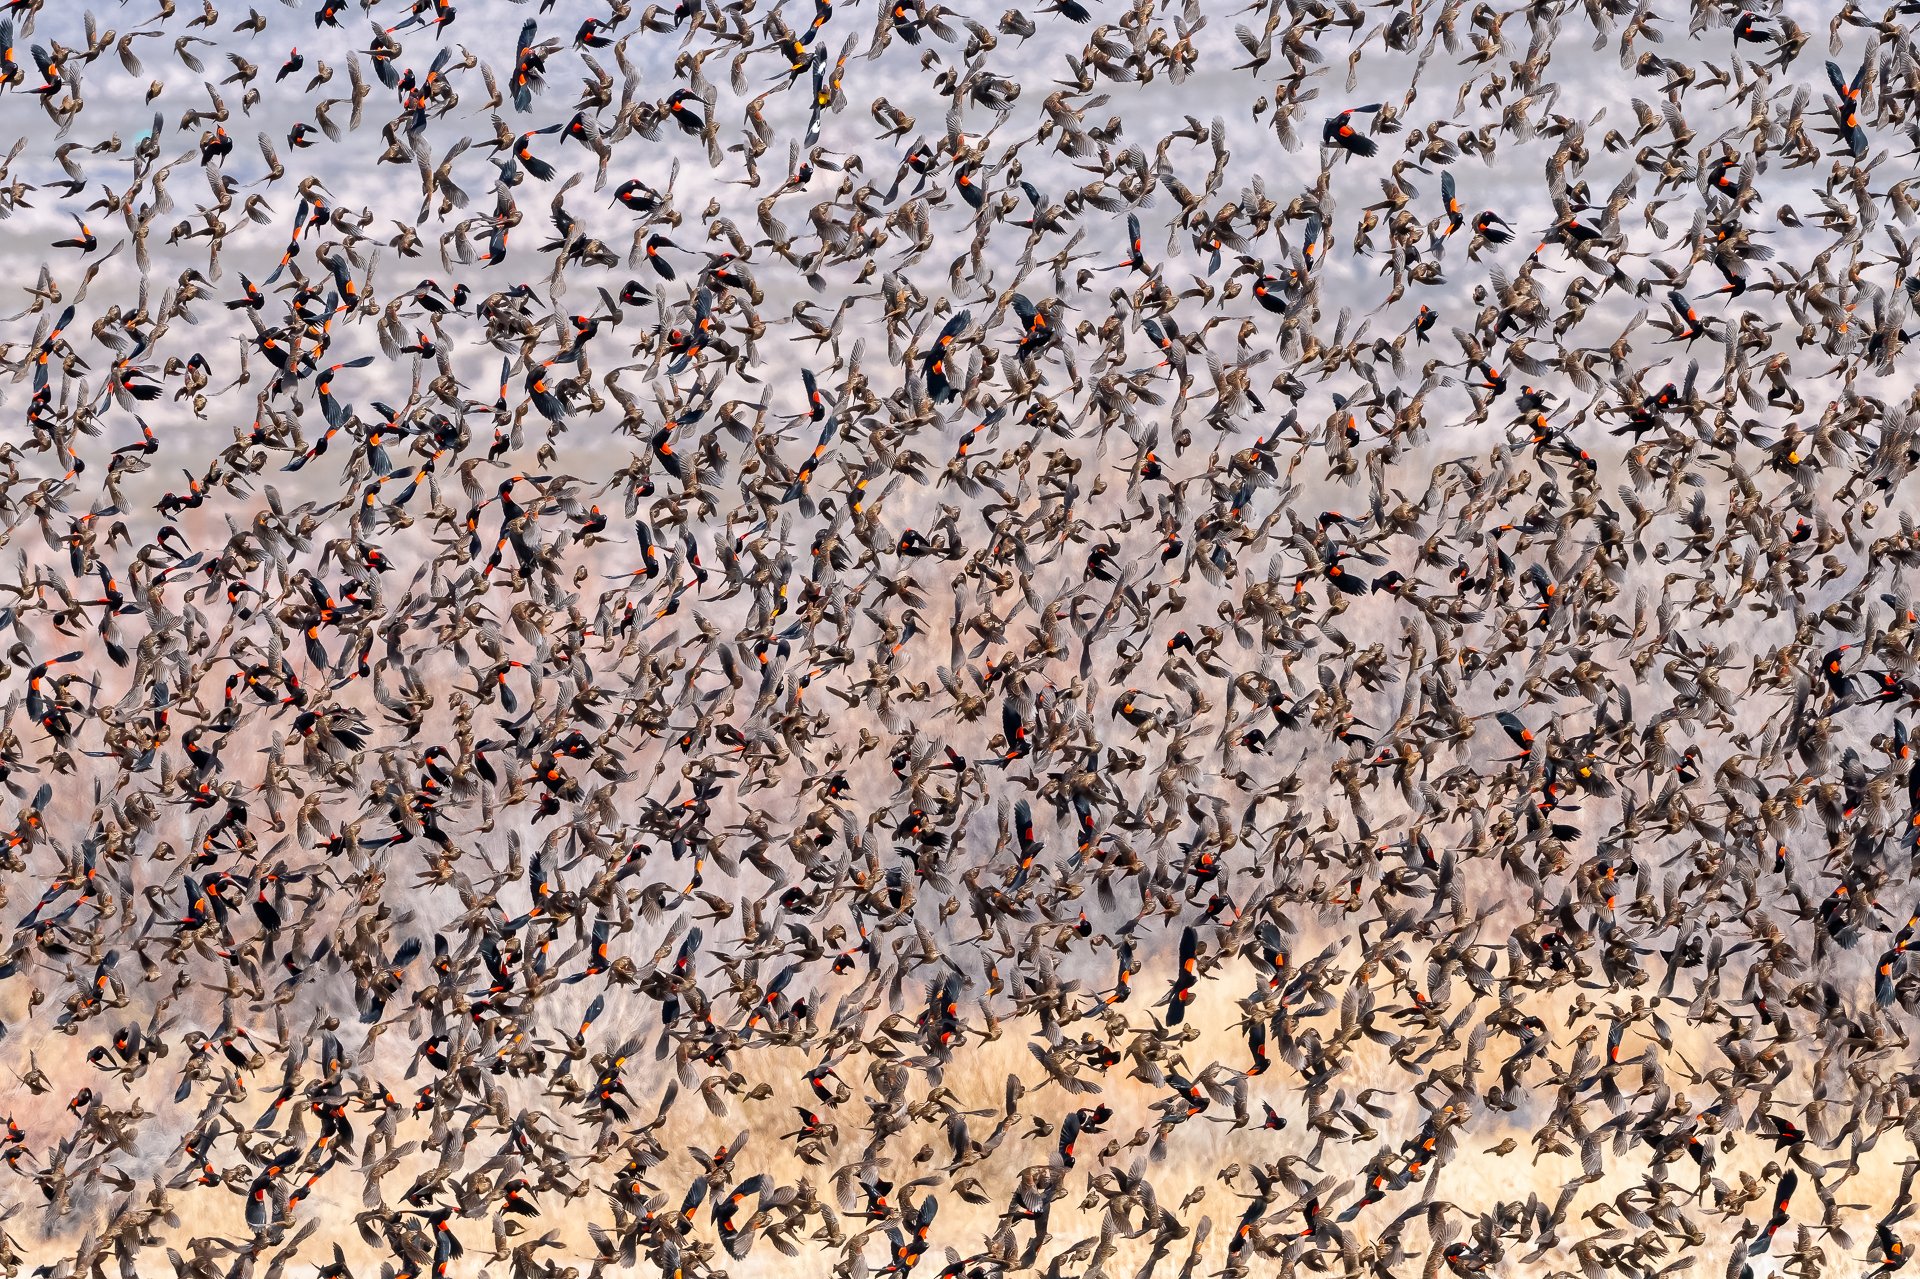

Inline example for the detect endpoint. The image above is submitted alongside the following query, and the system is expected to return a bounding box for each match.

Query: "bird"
[0,4,1910,1279]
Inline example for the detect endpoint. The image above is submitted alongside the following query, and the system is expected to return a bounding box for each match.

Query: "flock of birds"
[10,0,1920,1275]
